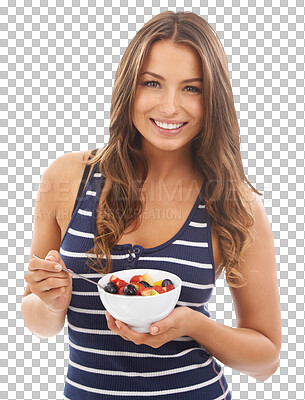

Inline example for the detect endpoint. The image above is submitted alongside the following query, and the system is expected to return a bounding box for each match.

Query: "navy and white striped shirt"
[60,161,231,399]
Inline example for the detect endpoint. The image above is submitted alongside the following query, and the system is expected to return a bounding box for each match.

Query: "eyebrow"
[140,71,203,84]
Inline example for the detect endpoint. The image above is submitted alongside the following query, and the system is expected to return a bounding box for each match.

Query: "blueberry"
[104,281,118,294]
[123,284,137,296]
[139,281,152,288]
[162,279,173,287]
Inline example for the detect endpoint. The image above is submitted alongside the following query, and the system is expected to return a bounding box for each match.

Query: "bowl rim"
[98,268,182,299]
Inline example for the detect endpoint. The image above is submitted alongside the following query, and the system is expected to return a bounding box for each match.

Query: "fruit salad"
[103,273,175,296]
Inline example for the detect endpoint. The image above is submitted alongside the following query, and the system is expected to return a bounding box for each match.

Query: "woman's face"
[132,40,204,153]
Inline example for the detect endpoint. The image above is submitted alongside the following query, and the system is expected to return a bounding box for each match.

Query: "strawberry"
[141,287,153,296]
[116,279,128,289]
[118,287,124,295]
[165,284,175,292]
[130,275,143,283]
[110,275,119,284]
[135,283,146,295]
[153,285,165,294]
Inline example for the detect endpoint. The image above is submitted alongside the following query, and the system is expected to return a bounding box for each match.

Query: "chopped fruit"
[130,275,143,283]
[135,283,146,295]
[139,280,151,288]
[104,282,119,294]
[103,273,176,296]
[142,273,154,286]
[110,275,120,284]
[141,287,153,296]
[141,287,159,296]
[116,279,128,289]
[153,285,166,294]
[162,279,173,287]
[123,284,137,296]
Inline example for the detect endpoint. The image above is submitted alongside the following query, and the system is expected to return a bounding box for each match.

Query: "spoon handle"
[32,254,103,290]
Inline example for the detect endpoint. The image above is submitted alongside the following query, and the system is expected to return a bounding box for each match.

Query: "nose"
[158,89,180,115]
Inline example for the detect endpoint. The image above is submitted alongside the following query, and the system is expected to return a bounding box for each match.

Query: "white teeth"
[153,119,184,130]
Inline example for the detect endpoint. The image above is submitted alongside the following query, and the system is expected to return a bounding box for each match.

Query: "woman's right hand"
[25,250,72,313]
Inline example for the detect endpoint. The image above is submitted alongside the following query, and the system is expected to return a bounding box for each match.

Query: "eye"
[142,81,201,93]
[184,86,201,93]
[143,80,159,88]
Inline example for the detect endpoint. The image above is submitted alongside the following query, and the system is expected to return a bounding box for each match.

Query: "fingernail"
[151,326,159,335]
[54,264,62,271]
[46,256,55,261]
[115,321,121,329]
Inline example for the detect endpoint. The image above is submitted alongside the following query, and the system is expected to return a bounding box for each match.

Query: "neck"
[140,142,198,184]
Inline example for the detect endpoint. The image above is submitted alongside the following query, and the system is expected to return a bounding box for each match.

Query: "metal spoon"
[32,253,104,290]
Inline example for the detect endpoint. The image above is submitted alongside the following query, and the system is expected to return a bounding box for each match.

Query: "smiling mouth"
[150,119,188,130]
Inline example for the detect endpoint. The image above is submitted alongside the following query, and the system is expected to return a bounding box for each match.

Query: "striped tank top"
[59,161,231,400]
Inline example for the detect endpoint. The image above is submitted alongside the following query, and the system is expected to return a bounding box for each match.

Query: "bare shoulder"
[28,150,95,267]
[44,150,91,181]
[239,182,262,206]
[42,150,95,236]
[239,183,270,234]
[237,183,275,265]
[211,184,265,280]
[43,150,95,200]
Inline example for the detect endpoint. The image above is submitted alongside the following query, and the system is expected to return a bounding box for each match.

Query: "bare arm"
[22,281,69,339]
[22,150,98,339]
[21,155,74,339]
[188,191,281,380]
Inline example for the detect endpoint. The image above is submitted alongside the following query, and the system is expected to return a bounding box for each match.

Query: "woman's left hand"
[105,306,194,348]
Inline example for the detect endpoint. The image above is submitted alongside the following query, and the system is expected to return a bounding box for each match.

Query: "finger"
[105,313,123,332]
[29,258,63,273]
[32,276,71,292]
[44,250,67,272]
[114,320,151,345]
[149,307,189,336]
[40,285,70,305]
[112,317,168,348]
[26,269,69,284]
[44,250,62,263]
[149,310,178,335]
[105,313,130,341]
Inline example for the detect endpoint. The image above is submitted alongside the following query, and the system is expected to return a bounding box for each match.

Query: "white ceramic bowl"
[98,269,182,333]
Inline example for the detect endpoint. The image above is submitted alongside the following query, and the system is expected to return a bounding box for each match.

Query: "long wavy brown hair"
[83,10,261,288]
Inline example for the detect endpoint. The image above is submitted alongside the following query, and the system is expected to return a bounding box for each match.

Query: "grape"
[162,279,173,287]
[123,284,137,296]
[104,281,119,294]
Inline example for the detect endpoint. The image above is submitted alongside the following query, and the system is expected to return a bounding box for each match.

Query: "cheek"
[137,93,152,111]
[133,99,145,122]
[134,89,156,112]
[132,94,150,130]
[192,101,204,123]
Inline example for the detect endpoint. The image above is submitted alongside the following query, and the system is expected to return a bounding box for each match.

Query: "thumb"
[150,317,170,335]
[45,250,64,266]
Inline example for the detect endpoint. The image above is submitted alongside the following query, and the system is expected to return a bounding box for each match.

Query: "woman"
[22,11,281,399]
